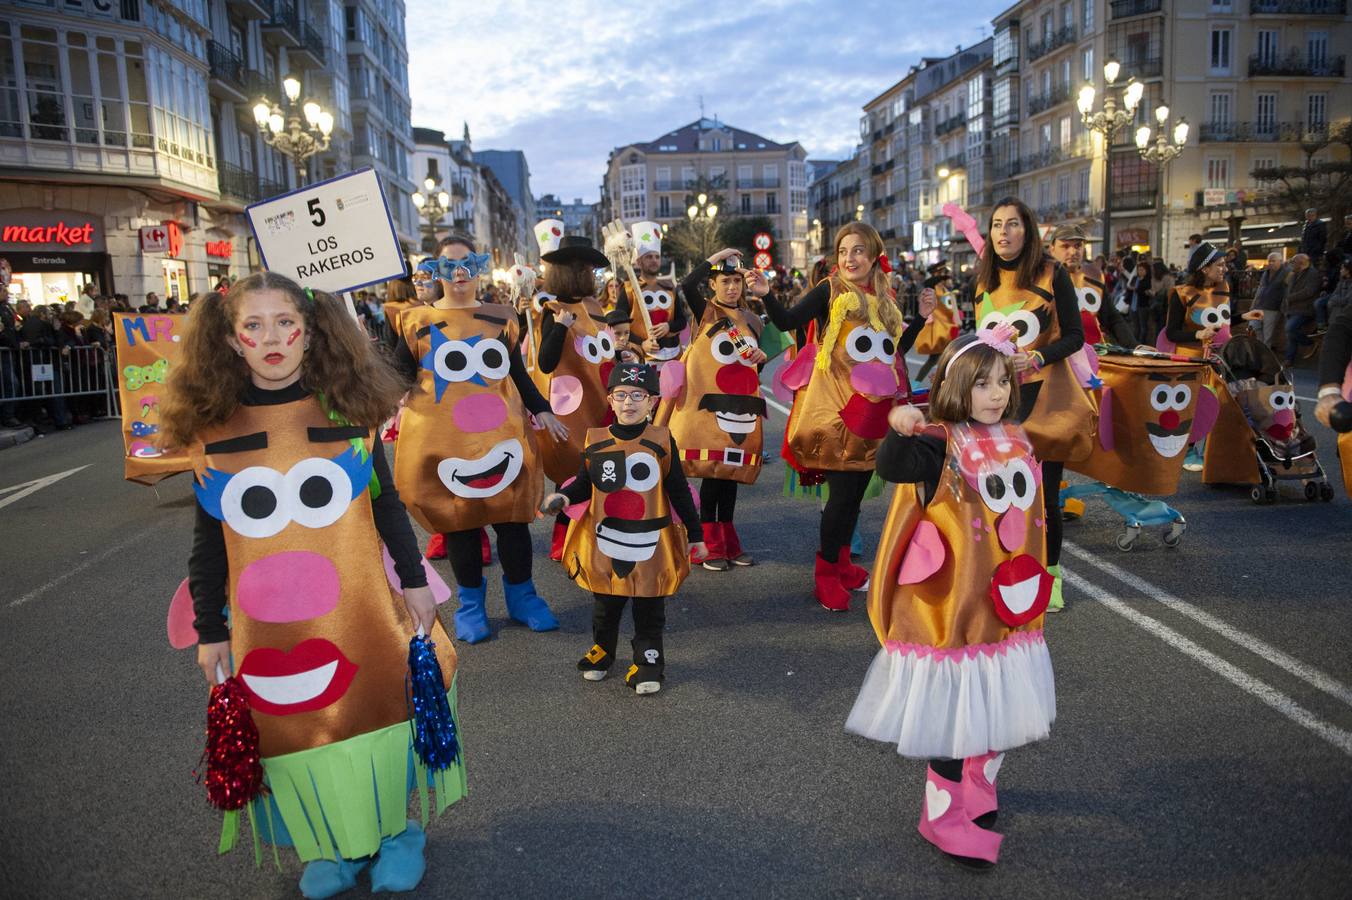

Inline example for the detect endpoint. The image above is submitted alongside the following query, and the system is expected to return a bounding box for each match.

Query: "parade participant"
[396,236,567,643]
[605,308,644,362]
[914,261,959,379]
[1315,304,1352,496]
[846,328,1055,868]
[614,220,687,362]
[382,278,423,349]
[161,273,464,898]
[535,233,619,558]
[657,248,771,570]
[543,362,706,693]
[1047,224,1138,348]
[762,222,926,612]
[970,198,1089,613]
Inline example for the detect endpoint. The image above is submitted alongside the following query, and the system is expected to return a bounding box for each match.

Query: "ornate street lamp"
[687,192,719,260]
[1078,58,1144,251]
[1135,104,1189,259]
[411,175,452,252]
[253,75,333,186]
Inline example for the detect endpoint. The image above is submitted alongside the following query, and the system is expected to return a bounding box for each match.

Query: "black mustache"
[698,394,766,416]
[597,514,672,534]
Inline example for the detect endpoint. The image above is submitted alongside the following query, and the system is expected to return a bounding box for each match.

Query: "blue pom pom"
[406,634,459,771]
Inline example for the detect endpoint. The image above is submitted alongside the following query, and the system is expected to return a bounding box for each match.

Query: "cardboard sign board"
[246,167,406,294]
[112,312,192,485]
[30,363,53,382]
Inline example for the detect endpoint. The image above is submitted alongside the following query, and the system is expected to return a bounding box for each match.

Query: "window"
[767,193,778,214]
[1078,169,1090,203]
[1208,92,1232,127]
[1211,0,1232,8]
[1082,48,1094,82]
[737,164,752,185]
[1307,31,1328,67]
[709,165,726,187]
[711,137,721,151]
[657,195,670,217]
[1255,30,1279,66]
[740,194,751,213]
[1255,93,1277,136]
[1061,2,1073,30]
[1210,29,1231,74]
[1252,156,1275,174]
[621,194,645,219]
[1041,12,1052,43]
[1058,174,1070,206]
[1060,58,1070,89]
[1042,68,1052,95]
[1082,0,1093,31]
[681,165,695,187]
[994,78,1011,119]
[1038,178,1050,208]
[1308,93,1327,128]
[1205,157,1230,189]
[1041,122,1053,149]
[619,163,645,194]
[789,161,806,188]
[762,164,778,186]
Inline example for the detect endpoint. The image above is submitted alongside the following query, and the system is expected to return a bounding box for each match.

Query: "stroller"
[1214,330,1333,504]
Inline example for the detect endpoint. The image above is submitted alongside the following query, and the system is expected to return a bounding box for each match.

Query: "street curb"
[0,426,36,449]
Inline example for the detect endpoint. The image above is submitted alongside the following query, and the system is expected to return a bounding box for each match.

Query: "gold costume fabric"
[913,285,962,357]
[530,297,615,484]
[113,312,192,484]
[394,304,543,533]
[562,424,691,597]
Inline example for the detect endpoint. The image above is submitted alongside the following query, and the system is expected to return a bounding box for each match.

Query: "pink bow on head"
[948,322,1018,368]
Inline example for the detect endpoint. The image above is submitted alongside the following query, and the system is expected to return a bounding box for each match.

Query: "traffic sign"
[753,251,773,269]
[246,167,406,294]
[753,232,773,251]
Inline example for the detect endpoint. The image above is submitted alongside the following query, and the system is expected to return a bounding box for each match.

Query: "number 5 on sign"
[246,167,406,295]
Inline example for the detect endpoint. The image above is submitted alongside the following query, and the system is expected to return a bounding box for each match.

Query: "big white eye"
[977,310,1007,333]
[845,327,893,364]
[977,466,1013,515]
[1217,303,1231,322]
[1076,286,1101,314]
[651,290,673,310]
[580,335,603,364]
[595,330,616,360]
[1006,310,1042,348]
[1199,308,1224,327]
[472,338,510,382]
[533,291,555,313]
[220,465,289,539]
[641,291,657,310]
[1002,459,1038,512]
[433,339,480,383]
[624,452,660,492]
[1270,391,1293,410]
[710,333,740,365]
[1169,385,1192,410]
[285,457,351,530]
[941,294,956,310]
[1150,385,1174,412]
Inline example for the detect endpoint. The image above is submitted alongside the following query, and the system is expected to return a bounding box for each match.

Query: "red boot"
[549,521,568,561]
[814,553,850,612]
[480,527,492,566]
[723,522,754,566]
[836,547,870,591]
[425,533,447,560]
[699,521,728,571]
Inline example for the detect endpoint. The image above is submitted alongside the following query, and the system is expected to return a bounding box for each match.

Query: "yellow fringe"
[815,279,903,372]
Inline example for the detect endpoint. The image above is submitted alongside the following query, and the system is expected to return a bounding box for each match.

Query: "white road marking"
[1065,570,1352,757]
[0,466,89,512]
[1065,541,1352,710]
[9,521,162,609]
[764,396,791,417]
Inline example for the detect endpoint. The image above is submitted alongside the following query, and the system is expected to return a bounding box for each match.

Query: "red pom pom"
[200,676,267,811]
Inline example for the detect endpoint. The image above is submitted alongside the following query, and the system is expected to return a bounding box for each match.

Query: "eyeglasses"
[610,391,650,403]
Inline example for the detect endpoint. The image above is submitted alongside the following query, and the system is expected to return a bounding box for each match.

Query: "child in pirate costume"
[615,221,687,364]
[657,247,771,570]
[759,223,928,612]
[394,236,569,643]
[846,329,1056,868]
[161,273,465,898]
[543,362,707,694]
[605,308,645,362]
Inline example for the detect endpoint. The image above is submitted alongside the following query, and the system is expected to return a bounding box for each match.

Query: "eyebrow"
[307,425,368,442]
[1147,372,1198,382]
[473,311,507,325]
[639,438,667,457]
[415,321,449,338]
[204,431,268,454]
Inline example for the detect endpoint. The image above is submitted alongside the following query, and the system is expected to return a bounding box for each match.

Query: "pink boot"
[916,766,1002,867]
[962,751,1004,829]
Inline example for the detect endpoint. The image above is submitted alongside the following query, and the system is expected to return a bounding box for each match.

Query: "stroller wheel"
[1320,482,1335,502]
[1304,481,1320,502]
[1250,485,1276,504]
[1115,527,1139,552]
[1162,521,1186,548]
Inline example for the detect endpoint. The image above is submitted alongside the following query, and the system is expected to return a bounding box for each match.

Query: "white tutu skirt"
[845,630,1056,759]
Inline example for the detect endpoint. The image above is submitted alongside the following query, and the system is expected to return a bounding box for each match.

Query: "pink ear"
[1098,386,1115,451]
[383,544,454,605]
[897,520,947,585]
[779,343,816,391]
[558,476,589,519]
[659,359,685,398]
[1191,385,1220,440]
[1154,329,1176,354]
[167,577,197,649]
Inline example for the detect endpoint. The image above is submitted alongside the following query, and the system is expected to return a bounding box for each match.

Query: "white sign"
[245,167,406,294]
[1203,188,1228,207]
[753,232,773,251]
[139,225,169,253]
[31,364,54,382]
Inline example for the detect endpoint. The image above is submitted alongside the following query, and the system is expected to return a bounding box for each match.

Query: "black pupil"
[240,485,277,520]
[1175,390,1187,404]
[1013,321,1029,336]
[984,474,1006,500]
[1220,308,1230,320]
[482,347,503,369]
[299,475,333,509]
[644,295,654,306]
[718,340,734,356]
[854,335,870,353]
[882,338,895,356]
[446,350,467,371]
[631,462,651,482]
[1156,389,1169,404]
[1011,471,1027,496]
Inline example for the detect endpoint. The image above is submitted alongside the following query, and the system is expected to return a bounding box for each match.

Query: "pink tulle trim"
[882,629,1046,663]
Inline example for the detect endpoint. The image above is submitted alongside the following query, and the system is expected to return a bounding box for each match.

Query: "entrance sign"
[246,167,406,294]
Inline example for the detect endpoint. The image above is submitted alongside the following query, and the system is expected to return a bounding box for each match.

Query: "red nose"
[650,309,669,325]
[603,488,645,519]
[1158,410,1180,430]
[599,360,615,386]
[715,362,758,395]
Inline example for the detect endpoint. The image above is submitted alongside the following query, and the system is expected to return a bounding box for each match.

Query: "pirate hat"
[711,254,743,276]
[607,361,658,394]
[542,235,609,269]
[604,308,632,327]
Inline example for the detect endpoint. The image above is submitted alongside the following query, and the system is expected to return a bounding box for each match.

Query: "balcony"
[207,41,248,103]
[993,157,1023,180]
[451,181,467,199]
[1113,190,1158,211]
[217,161,288,207]
[261,1,303,47]
[1251,0,1346,13]
[1026,25,1077,62]
[871,163,884,175]
[288,22,326,68]
[1021,139,1091,173]
[1036,201,1091,222]
[227,0,271,18]
[939,152,968,172]
[993,103,1021,129]
[1026,83,1072,116]
[736,178,780,189]
[1248,52,1345,77]
[935,113,968,136]
[243,69,281,104]
[1110,0,1163,18]
[1120,55,1163,79]
[1199,121,1328,142]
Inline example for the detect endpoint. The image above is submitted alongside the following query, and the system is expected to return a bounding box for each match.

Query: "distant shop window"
[22,29,65,142]
[162,259,188,304]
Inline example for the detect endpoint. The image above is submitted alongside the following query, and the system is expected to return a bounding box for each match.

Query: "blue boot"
[369,820,427,894]
[453,580,491,643]
[299,857,368,899]
[502,576,559,632]
[849,524,864,559]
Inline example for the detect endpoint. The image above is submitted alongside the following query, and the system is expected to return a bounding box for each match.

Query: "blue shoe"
[453,581,492,643]
[299,857,368,899]
[369,820,427,894]
[502,576,559,632]
[1183,442,1204,473]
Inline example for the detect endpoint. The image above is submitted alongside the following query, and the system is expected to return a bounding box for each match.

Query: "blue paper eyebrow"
[192,444,374,522]
[332,443,374,501]
[193,467,230,521]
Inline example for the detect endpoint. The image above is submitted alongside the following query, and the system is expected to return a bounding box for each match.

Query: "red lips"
[237,638,357,716]
[988,554,1052,627]
[840,393,893,439]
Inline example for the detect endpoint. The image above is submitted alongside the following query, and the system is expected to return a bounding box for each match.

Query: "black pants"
[1042,462,1064,567]
[699,477,738,523]
[820,470,872,560]
[591,593,666,674]
[444,522,532,588]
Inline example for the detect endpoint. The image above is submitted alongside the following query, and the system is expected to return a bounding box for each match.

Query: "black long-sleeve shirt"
[680,261,714,324]
[536,308,570,374]
[1164,288,1200,346]
[1318,303,1352,388]
[188,382,426,644]
[557,422,702,543]
[761,280,925,356]
[875,430,947,503]
[393,320,550,416]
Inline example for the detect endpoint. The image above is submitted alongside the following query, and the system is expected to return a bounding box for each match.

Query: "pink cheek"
[237,333,257,348]
[286,329,302,346]
[452,393,508,433]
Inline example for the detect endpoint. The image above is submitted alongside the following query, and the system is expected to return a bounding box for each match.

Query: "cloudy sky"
[406,0,1009,203]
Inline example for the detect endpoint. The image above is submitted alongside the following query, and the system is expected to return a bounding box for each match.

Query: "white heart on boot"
[984,753,1004,785]
[925,781,952,821]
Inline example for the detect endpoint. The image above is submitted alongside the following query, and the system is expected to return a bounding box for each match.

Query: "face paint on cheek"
[286,329,302,346]
[237,333,257,348]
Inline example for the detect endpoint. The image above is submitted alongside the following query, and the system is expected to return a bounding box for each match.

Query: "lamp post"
[1078,59,1144,254]
[855,203,864,222]
[253,75,332,187]
[411,176,452,254]
[811,217,822,255]
[1134,104,1189,260]
[686,192,719,261]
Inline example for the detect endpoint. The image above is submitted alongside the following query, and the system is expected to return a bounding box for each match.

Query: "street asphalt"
[1,359,1349,899]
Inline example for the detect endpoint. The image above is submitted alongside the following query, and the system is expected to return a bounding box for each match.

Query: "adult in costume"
[656,248,770,570]
[760,222,924,612]
[913,261,960,379]
[1315,303,1352,496]
[396,236,567,643]
[614,220,687,362]
[1047,224,1137,349]
[969,198,1089,612]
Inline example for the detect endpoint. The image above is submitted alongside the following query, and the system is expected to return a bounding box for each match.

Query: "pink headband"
[946,323,1018,369]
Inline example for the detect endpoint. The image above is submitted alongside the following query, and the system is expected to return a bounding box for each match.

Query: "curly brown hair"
[159,272,405,447]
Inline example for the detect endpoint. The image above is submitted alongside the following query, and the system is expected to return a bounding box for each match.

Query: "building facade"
[411,126,474,253]
[808,156,862,259]
[601,118,810,269]
[860,70,917,263]
[536,193,597,241]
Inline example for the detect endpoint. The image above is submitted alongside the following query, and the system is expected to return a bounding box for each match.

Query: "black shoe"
[626,641,664,694]
[701,557,730,572]
[577,644,612,682]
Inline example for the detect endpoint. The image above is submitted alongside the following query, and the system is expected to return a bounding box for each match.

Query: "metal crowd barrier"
[0,345,119,416]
